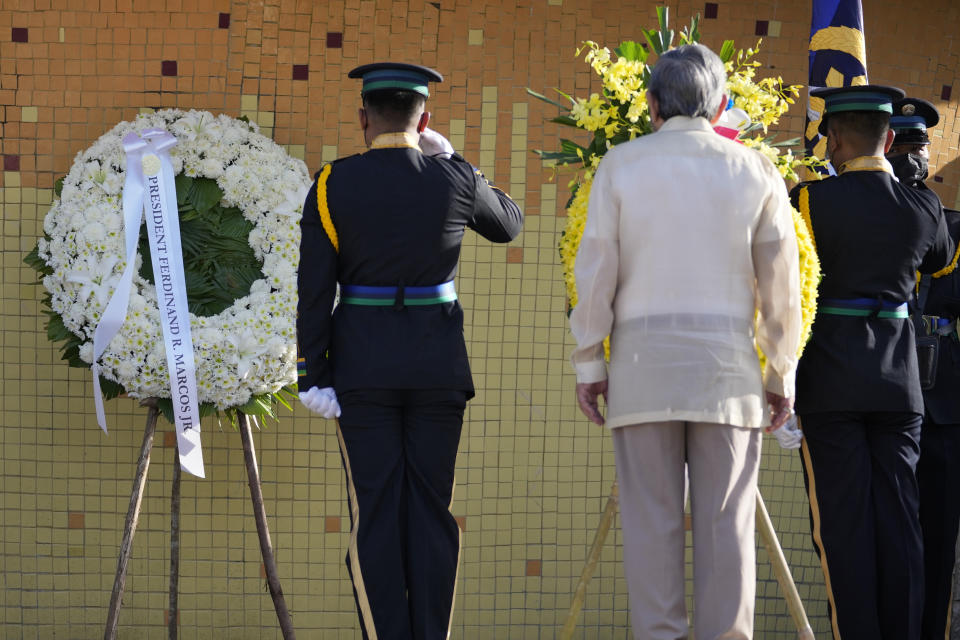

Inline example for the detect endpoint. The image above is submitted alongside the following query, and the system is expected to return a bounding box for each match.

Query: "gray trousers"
[612,421,761,640]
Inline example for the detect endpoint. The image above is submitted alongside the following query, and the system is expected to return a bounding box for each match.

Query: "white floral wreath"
[34,109,310,415]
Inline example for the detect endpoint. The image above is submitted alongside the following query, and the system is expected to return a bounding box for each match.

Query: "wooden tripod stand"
[102,400,296,639]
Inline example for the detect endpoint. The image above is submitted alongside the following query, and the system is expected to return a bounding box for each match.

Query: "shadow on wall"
[931,154,960,212]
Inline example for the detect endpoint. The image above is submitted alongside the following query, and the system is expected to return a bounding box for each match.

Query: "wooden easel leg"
[238,412,296,639]
[755,491,815,639]
[168,442,181,640]
[104,399,160,640]
[559,481,619,640]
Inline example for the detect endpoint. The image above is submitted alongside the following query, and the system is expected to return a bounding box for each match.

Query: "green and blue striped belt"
[339,281,457,306]
[818,297,909,319]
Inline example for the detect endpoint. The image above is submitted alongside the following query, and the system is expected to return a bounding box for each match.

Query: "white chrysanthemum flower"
[101,173,122,195]
[201,158,223,178]
[82,221,107,244]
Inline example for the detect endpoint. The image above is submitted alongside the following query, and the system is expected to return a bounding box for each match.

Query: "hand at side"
[576,380,608,426]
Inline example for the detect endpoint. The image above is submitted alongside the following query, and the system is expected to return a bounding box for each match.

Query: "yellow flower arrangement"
[531,7,823,360]
[726,43,796,133]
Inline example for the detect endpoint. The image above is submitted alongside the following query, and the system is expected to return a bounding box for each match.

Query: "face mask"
[889,152,929,184]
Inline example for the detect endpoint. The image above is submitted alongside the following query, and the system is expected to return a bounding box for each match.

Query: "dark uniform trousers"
[918,419,960,640]
[799,411,924,640]
[336,388,467,640]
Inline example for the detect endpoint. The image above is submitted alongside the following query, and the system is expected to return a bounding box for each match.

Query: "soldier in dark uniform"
[888,96,938,187]
[886,97,960,640]
[296,63,523,639]
[791,85,954,640]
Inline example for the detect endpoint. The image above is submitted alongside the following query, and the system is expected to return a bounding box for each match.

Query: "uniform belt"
[817,297,909,319]
[339,281,457,306]
[920,314,957,336]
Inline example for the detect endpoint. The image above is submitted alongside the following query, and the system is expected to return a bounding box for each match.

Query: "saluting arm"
[468,168,524,243]
[420,127,522,242]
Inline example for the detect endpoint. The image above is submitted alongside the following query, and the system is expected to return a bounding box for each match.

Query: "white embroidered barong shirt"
[570,115,802,429]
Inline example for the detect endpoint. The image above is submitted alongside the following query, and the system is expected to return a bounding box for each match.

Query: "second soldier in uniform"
[887,96,960,640]
[792,85,954,640]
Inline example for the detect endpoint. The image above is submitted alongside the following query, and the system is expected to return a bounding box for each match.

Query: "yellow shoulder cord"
[931,239,960,279]
[798,186,816,254]
[316,164,339,253]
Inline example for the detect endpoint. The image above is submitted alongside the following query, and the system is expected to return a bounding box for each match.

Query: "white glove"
[298,386,341,419]
[771,414,803,450]
[419,127,455,157]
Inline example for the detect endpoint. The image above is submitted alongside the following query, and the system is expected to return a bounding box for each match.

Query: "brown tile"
[506,247,523,263]
[68,512,84,529]
[525,559,541,576]
[324,516,341,533]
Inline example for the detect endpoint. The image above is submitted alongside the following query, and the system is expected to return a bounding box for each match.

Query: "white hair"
[648,44,727,120]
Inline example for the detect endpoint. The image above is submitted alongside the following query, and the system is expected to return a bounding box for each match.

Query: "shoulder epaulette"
[789,179,824,199]
[313,154,357,180]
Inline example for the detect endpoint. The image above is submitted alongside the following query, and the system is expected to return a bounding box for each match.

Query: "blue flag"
[805,0,868,165]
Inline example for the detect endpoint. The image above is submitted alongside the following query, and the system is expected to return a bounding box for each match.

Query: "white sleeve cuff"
[764,365,795,399]
[575,360,608,385]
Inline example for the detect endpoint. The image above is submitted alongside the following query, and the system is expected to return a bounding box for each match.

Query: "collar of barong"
[837,155,895,176]
[657,115,716,134]
[369,131,421,150]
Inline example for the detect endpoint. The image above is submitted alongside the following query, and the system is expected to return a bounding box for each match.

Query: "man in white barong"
[570,43,802,640]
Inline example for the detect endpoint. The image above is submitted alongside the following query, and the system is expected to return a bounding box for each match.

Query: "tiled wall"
[1,0,958,637]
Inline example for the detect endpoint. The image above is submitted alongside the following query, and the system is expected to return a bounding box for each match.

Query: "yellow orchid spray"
[530,7,823,361]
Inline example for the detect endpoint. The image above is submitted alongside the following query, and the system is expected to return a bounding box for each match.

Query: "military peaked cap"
[348,62,443,97]
[812,84,906,135]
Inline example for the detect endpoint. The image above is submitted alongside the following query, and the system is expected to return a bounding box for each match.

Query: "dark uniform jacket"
[921,207,960,424]
[296,138,523,397]
[790,161,953,414]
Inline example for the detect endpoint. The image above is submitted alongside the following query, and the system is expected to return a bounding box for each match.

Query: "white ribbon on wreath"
[91,128,204,478]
